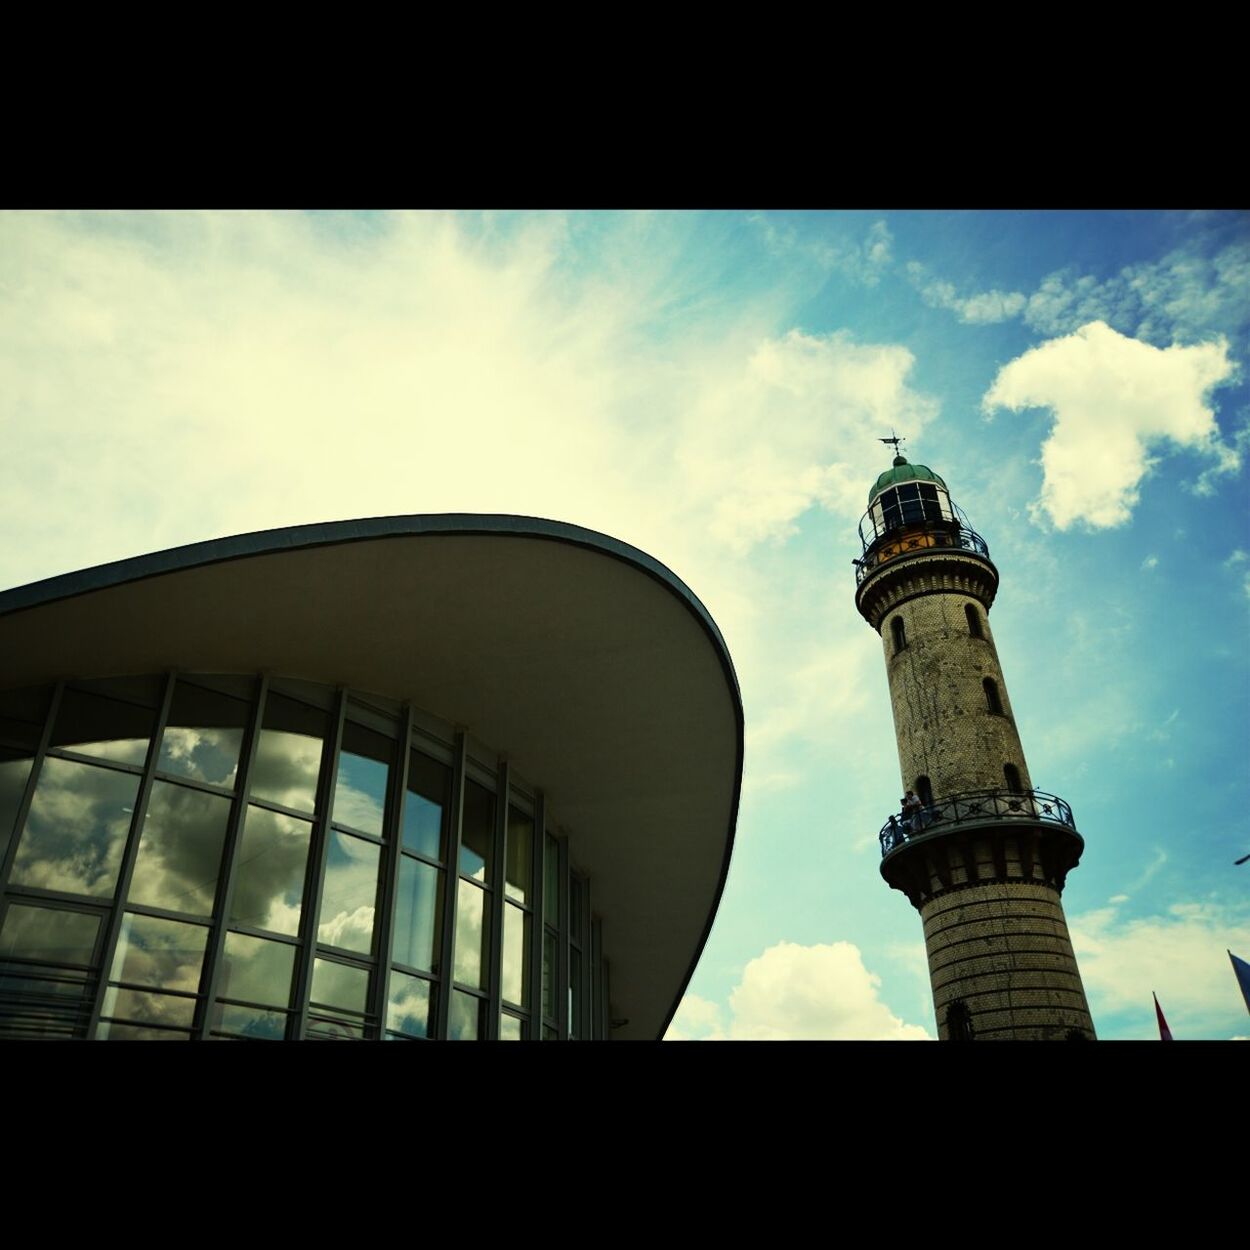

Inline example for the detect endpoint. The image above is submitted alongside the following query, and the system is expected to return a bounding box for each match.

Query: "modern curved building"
[0,516,743,1041]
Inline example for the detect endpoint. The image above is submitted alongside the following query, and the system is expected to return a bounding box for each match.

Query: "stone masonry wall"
[882,592,1032,800]
[921,880,1094,1040]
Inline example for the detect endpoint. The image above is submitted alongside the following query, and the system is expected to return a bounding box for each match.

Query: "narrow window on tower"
[983,677,1004,716]
[1003,763,1022,793]
[891,616,907,654]
[965,603,983,638]
[946,999,973,1041]
[915,776,933,807]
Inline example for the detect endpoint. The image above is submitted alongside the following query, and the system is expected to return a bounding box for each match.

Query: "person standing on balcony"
[902,789,924,833]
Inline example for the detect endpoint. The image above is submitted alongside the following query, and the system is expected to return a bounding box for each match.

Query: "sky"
[2,208,1247,1041]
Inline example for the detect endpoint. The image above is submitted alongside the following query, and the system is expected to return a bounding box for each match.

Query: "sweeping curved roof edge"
[0,514,744,1041]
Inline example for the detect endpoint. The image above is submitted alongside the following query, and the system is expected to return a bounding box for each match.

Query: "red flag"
[1153,992,1173,1041]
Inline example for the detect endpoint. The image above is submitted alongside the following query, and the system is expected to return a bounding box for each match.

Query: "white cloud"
[982,321,1239,529]
[665,993,727,1041]
[863,220,894,273]
[907,262,1027,324]
[745,629,880,760]
[665,940,932,1040]
[905,234,1250,349]
[1024,239,1250,345]
[1223,549,1250,604]
[317,904,375,950]
[1125,847,1168,894]
[749,215,895,287]
[1141,554,1159,570]
[691,328,937,554]
[1071,900,1250,1039]
[0,210,938,800]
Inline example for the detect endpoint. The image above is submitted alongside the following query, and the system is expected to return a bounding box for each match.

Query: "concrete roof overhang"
[0,515,743,1041]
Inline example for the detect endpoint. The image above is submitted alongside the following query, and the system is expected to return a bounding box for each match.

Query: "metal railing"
[879,788,1076,857]
[854,523,991,586]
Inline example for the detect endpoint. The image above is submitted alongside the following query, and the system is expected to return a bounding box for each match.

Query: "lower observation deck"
[878,788,1084,905]
[880,788,1076,858]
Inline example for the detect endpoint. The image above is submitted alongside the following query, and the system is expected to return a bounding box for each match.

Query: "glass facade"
[864,482,955,543]
[0,673,612,1041]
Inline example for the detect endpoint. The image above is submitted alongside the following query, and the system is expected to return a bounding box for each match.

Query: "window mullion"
[433,731,467,1040]
[197,675,268,1039]
[372,703,413,1039]
[528,791,545,1033]
[86,671,177,1039]
[556,834,569,1040]
[486,759,508,1040]
[291,686,347,1040]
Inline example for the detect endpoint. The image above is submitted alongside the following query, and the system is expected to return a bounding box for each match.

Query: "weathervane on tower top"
[879,431,906,460]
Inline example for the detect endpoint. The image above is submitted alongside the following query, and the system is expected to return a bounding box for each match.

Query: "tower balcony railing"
[853,523,991,586]
[879,788,1076,857]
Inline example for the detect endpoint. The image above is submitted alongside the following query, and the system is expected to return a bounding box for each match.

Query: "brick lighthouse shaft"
[855,453,1095,1041]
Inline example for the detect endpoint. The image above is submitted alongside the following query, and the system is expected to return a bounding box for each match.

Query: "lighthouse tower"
[854,446,1095,1040]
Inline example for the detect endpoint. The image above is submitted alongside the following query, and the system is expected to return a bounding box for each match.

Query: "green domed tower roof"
[869,455,948,505]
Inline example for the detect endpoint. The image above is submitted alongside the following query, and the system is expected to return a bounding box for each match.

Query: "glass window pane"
[502,902,529,1007]
[403,749,449,861]
[881,490,902,529]
[500,1013,525,1041]
[0,753,34,868]
[218,932,295,1008]
[306,1018,369,1041]
[542,929,556,1021]
[460,780,495,882]
[96,1022,190,1041]
[0,902,101,965]
[386,970,433,1039]
[127,779,232,917]
[158,680,250,788]
[393,857,442,974]
[448,989,483,1041]
[9,756,139,897]
[0,978,93,1039]
[109,913,208,993]
[900,486,925,525]
[569,945,582,1040]
[209,1001,288,1039]
[311,958,370,1015]
[249,692,327,814]
[0,685,47,864]
[454,879,488,989]
[49,678,161,766]
[100,986,197,1029]
[317,831,380,955]
[570,875,584,941]
[543,833,559,926]
[333,720,392,837]
[229,805,312,935]
[506,805,533,904]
